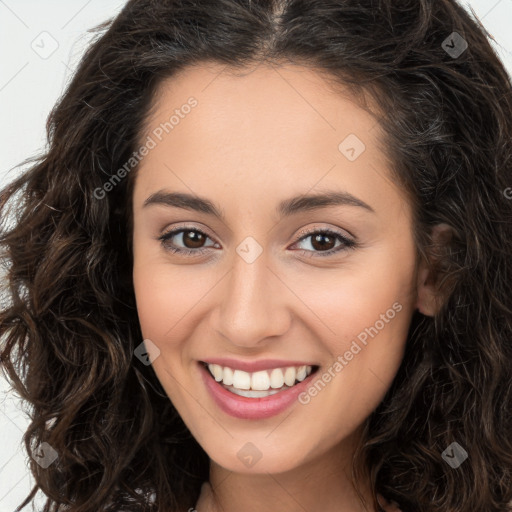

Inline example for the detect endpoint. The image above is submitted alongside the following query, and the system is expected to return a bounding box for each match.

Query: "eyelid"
[293,224,355,243]
[289,225,357,257]
[159,222,354,243]
[158,223,357,257]
[160,221,216,239]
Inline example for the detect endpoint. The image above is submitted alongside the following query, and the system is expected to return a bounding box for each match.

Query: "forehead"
[144,61,380,146]
[135,62,408,220]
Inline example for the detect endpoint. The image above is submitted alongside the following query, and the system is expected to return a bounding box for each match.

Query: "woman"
[1,1,511,511]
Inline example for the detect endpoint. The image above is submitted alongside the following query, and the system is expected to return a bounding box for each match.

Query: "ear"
[415,223,454,317]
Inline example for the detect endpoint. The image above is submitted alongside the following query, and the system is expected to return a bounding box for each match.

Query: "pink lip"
[201,357,316,372]
[198,362,317,420]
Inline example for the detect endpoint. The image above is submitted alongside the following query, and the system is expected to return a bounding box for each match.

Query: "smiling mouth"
[201,361,319,398]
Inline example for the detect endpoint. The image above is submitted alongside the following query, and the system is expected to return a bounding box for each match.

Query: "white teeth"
[251,370,270,390]
[206,363,314,392]
[296,365,307,382]
[232,369,251,390]
[222,366,234,386]
[284,367,296,386]
[270,368,285,388]
[211,364,223,382]
[227,387,287,398]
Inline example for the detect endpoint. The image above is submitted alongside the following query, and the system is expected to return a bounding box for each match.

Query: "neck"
[196,432,377,512]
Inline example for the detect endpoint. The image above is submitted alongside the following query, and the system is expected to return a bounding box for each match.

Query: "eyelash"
[158,225,357,258]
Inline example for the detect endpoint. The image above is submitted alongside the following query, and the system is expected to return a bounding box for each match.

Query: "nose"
[212,248,292,348]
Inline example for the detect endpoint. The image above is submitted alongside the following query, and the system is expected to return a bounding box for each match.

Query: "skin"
[131,61,443,512]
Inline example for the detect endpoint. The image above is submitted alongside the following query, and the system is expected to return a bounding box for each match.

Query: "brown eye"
[292,229,357,257]
[309,233,336,251]
[180,230,207,249]
[158,227,217,255]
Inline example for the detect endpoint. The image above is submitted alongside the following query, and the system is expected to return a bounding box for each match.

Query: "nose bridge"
[215,242,290,346]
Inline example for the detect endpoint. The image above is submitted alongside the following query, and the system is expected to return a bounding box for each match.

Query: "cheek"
[291,249,416,342]
[132,254,199,340]
[295,295,413,452]
[289,246,416,409]
[132,263,190,399]
[132,258,216,381]
[133,263,170,340]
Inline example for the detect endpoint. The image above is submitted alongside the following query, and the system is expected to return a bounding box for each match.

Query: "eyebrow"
[143,190,375,220]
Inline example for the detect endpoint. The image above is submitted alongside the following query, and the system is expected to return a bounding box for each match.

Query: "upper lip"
[200,358,318,373]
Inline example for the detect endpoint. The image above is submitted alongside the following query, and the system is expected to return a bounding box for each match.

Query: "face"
[132,62,423,475]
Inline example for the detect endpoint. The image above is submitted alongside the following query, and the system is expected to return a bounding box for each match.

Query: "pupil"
[312,233,334,251]
[184,231,205,248]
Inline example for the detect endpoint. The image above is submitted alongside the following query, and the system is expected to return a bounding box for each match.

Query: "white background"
[1,0,512,510]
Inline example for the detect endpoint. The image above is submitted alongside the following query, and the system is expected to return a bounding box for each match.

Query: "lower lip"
[199,362,317,420]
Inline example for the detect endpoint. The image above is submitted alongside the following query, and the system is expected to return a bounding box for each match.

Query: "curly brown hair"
[1,0,512,511]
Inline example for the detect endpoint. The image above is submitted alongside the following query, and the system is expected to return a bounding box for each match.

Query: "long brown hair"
[1,1,512,511]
